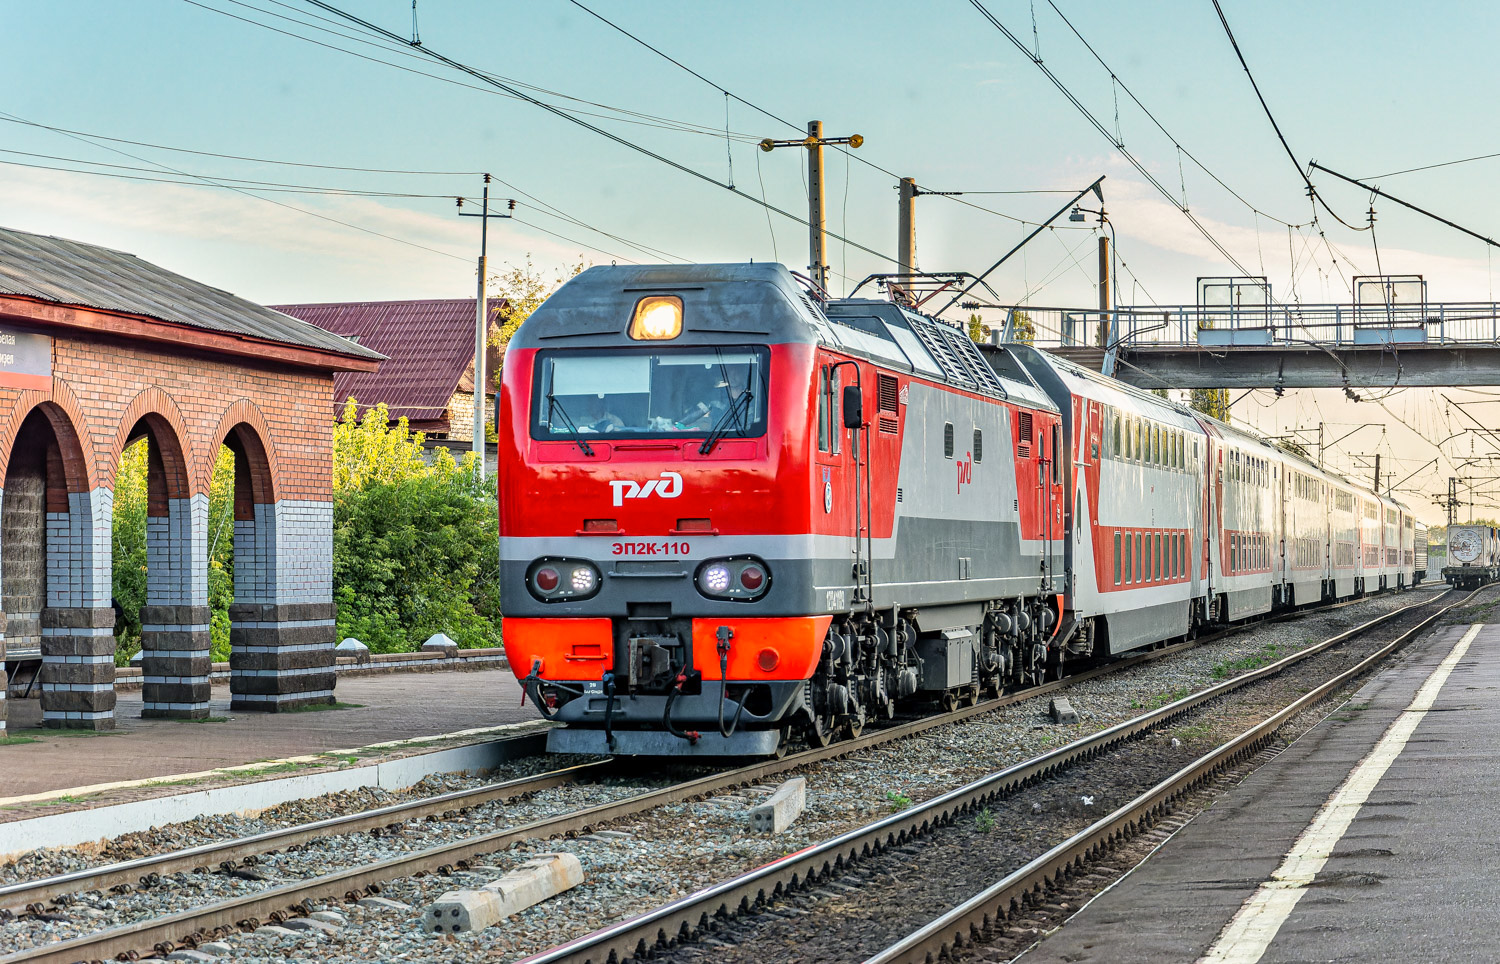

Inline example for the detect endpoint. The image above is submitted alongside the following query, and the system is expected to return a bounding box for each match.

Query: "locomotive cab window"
[532,346,769,441]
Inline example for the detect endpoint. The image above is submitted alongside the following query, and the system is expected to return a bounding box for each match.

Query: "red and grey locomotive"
[498,262,1418,756]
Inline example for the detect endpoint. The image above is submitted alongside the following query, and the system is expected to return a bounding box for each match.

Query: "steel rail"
[0,740,598,914]
[0,586,1449,963]
[863,586,1482,964]
[512,586,1465,964]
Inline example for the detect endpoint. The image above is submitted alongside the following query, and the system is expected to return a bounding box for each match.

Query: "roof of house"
[272,298,503,426]
[0,225,383,362]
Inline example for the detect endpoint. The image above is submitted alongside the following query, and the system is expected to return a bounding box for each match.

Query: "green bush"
[331,401,499,652]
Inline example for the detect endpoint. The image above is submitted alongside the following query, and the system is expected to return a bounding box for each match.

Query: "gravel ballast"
[0,585,1460,963]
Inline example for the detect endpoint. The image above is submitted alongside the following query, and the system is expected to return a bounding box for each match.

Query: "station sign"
[0,325,51,390]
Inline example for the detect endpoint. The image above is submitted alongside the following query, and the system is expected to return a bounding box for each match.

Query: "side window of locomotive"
[943,422,954,459]
[1112,413,1121,458]
[1114,532,1122,585]
[973,429,983,463]
[817,367,830,453]
[1051,428,1061,482]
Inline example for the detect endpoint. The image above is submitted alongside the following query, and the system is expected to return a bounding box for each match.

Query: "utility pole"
[1095,234,1111,348]
[759,122,862,292]
[897,177,918,277]
[1373,452,1381,493]
[456,175,514,478]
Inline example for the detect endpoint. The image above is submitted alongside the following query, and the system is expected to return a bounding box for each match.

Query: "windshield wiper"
[546,395,595,456]
[699,391,753,455]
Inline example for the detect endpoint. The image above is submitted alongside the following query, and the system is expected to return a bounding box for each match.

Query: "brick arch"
[0,380,97,493]
[108,386,197,500]
[208,398,280,506]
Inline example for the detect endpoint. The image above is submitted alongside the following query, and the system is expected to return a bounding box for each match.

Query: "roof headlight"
[629,295,683,340]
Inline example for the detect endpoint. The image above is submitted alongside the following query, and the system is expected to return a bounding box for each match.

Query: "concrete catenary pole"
[1096,235,1112,348]
[473,175,490,477]
[898,177,918,277]
[807,120,828,291]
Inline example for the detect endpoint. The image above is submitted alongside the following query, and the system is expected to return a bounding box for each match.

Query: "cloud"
[0,166,624,301]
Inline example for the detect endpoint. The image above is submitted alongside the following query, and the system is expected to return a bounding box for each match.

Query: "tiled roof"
[0,225,383,362]
[272,299,502,426]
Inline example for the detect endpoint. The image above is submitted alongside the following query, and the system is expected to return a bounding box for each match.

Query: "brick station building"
[0,226,381,730]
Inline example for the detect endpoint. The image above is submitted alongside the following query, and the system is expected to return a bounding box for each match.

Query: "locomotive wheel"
[805,713,836,748]
[844,717,865,739]
[773,726,791,760]
[941,691,960,713]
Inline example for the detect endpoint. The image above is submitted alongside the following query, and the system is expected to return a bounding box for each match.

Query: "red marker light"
[535,567,560,592]
[740,565,765,591]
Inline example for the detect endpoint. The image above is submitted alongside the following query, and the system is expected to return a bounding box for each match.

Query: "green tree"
[333,398,435,491]
[489,257,586,379]
[206,445,236,660]
[111,442,148,663]
[332,400,497,652]
[1274,437,1311,461]
[1010,310,1036,345]
[1190,388,1231,423]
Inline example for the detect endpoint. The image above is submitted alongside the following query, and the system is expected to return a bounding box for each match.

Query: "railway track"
[512,584,1470,964]
[0,585,1447,963]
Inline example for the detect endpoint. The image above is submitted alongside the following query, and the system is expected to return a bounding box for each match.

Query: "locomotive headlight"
[628,295,683,340]
[695,557,771,600]
[570,566,597,593]
[527,558,601,602]
[701,563,732,594]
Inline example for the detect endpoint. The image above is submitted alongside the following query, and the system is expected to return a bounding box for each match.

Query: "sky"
[5,0,1500,524]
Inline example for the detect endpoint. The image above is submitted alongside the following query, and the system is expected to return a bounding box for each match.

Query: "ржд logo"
[610,471,684,507]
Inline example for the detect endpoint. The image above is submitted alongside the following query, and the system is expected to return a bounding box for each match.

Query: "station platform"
[1023,618,1499,963]
[0,669,542,805]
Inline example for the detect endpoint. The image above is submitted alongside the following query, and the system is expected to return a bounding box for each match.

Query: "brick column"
[229,602,336,710]
[39,488,115,729]
[0,612,8,736]
[40,606,115,729]
[140,605,211,718]
[140,490,210,718]
[228,497,336,711]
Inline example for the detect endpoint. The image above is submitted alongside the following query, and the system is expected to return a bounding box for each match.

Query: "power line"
[563,0,1086,235]
[0,108,470,264]
[1042,0,1306,229]
[0,149,462,198]
[0,114,479,176]
[1309,161,1500,250]
[296,0,902,268]
[967,0,1257,278]
[1366,151,1500,180]
[182,0,764,141]
[1207,0,1367,234]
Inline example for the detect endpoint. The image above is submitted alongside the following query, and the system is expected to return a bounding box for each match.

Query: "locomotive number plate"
[611,540,692,557]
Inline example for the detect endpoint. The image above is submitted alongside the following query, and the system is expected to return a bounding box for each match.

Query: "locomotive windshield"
[532,346,769,440]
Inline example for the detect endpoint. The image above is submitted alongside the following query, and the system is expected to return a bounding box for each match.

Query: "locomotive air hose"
[663,671,696,743]
[717,647,748,739]
[602,672,616,752]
